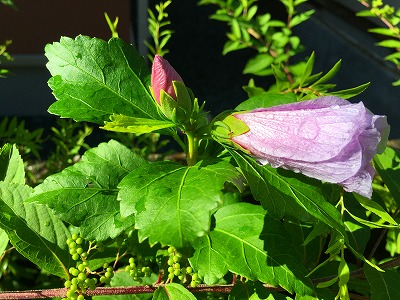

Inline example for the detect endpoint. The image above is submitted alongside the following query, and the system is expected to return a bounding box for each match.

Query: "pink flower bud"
[231,96,390,198]
[151,55,184,104]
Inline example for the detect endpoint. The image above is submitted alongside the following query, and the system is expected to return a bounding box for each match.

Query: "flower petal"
[151,55,183,103]
[233,99,367,162]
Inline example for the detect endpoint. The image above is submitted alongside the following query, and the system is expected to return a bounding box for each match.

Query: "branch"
[2,256,400,299]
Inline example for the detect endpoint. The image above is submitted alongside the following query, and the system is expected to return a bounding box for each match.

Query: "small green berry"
[128,257,135,264]
[174,263,180,269]
[168,246,175,253]
[190,280,197,288]
[71,233,79,240]
[66,289,76,298]
[64,280,71,288]
[77,264,85,272]
[77,272,87,282]
[168,266,174,273]
[69,283,78,292]
[75,237,83,245]
[173,269,180,276]
[125,265,131,272]
[80,252,88,259]
[168,273,175,280]
[72,253,80,260]
[186,267,193,274]
[76,247,84,255]
[105,271,113,278]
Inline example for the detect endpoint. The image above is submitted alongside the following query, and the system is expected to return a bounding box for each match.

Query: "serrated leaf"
[118,160,243,248]
[0,182,71,278]
[364,264,400,300]
[235,92,296,111]
[27,140,146,241]
[374,147,400,207]
[229,150,346,237]
[208,203,313,295]
[189,235,228,284]
[0,144,25,184]
[330,82,370,99]
[46,35,159,124]
[102,114,176,134]
[153,283,196,300]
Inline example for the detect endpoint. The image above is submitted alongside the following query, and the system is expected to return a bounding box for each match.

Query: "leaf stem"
[186,131,198,166]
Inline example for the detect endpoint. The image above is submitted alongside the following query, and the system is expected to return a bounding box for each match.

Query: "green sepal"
[101,114,176,134]
[173,80,193,113]
[210,114,251,155]
[159,90,188,124]
[210,111,249,147]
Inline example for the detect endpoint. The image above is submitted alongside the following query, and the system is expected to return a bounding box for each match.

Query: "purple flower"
[151,55,184,104]
[231,96,390,198]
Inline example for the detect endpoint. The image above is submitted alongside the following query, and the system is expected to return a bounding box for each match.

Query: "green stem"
[172,132,187,153]
[186,131,198,166]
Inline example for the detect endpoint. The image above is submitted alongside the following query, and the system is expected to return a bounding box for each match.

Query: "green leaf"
[235,92,296,111]
[354,194,397,225]
[206,203,313,295]
[369,28,399,37]
[0,182,71,278]
[310,60,341,87]
[299,52,315,86]
[118,160,243,248]
[93,272,155,299]
[0,144,25,184]
[46,36,159,124]
[374,147,400,207]
[243,54,274,75]
[330,82,370,99]
[0,228,8,256]
[376,39,400,48]
[289,10,314,27]
[229,150,346,237]
[189,235,228,284]
[102,114,176,134]
[153,283,196,300]
[344,221,370,255]
[364,264,400,300]
[27,140,146,241]
[229,281,287,299]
